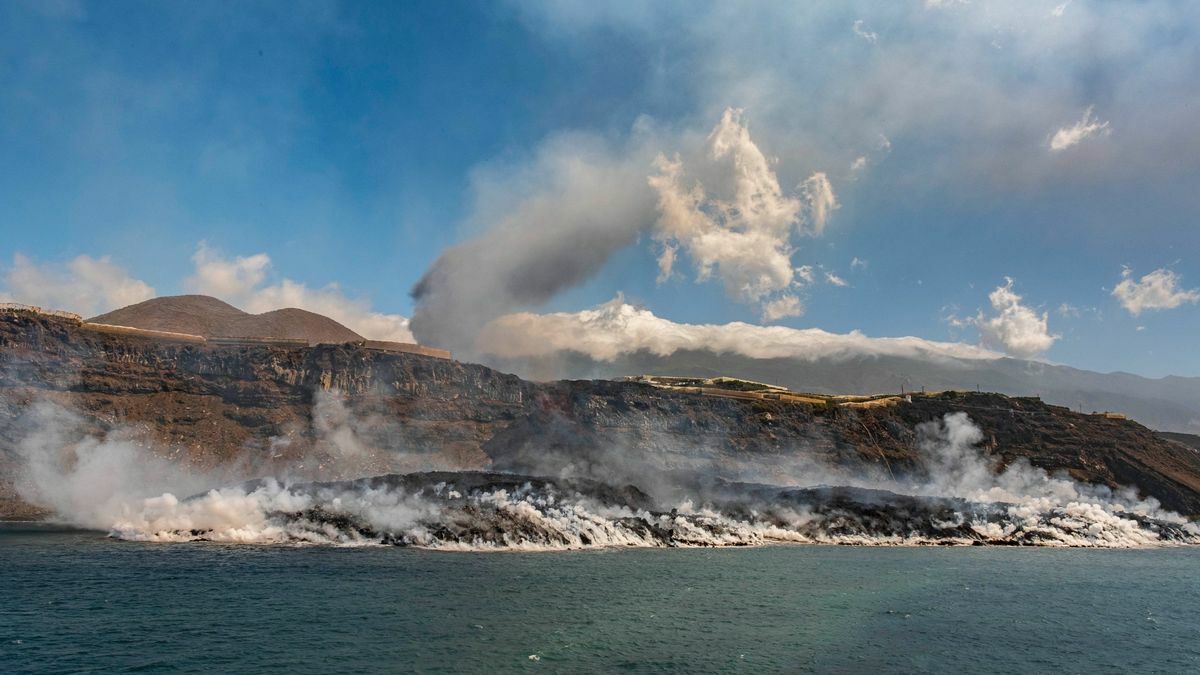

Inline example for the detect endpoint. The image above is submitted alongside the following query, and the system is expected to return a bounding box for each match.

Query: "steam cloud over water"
[12,397,1197,549]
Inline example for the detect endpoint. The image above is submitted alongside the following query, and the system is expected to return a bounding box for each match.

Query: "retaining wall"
[80,322,207,344]
[358,340,452,360]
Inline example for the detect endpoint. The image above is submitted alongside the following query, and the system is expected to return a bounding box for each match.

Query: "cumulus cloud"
[1049,106,1111,151]
[974,278,1058,357]
[761,295,804,323]
[185,244,414,342]
[648,108,834,316]
[0,253,155,316]
[1111,267,1200,316]
[477,295,1000,363]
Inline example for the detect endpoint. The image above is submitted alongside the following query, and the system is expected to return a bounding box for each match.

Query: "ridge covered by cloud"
[1112,267,1200,316]
[478,295,1001,364]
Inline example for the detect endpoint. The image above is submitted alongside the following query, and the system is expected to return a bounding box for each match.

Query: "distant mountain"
[89,295,363,345]
[483,349,1200,433]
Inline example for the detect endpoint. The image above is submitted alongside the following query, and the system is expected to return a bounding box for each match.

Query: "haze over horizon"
[3,1,1200,378]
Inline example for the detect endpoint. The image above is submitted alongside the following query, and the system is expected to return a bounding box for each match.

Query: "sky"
[2,0,1199,377]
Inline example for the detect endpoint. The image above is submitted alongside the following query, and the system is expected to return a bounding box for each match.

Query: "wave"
[107,472,1200,549]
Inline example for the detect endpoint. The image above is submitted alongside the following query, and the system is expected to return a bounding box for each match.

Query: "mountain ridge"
[481,349,1200,433]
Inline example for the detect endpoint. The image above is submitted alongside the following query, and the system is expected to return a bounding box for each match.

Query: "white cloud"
[1049,106,1111,151]
[1051,1,1072,18]
[1111,267,1200,316]
[1056,302,1081,318]
[0,253,155,316]
[648,108,833,316]
[852,19,878,43]
[796,265,815,284]
[974,278,1058,357]
[478,295,1001,363]
[761,295,804,322]
[185,245,414,342]
[851,257,869,271]
[184,244,270,300]
[800,172,838,236]
[825,271,849,287]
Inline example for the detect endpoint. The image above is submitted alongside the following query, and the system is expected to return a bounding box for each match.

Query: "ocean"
[2,523,1197,673]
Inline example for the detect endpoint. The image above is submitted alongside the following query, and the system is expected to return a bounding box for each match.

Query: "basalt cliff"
[3,308,1200,522]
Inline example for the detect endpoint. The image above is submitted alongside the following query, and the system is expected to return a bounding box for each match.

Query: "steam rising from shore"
[10,396,1195,549]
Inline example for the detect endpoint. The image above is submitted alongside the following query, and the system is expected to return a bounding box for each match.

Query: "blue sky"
[2,0,1199,377]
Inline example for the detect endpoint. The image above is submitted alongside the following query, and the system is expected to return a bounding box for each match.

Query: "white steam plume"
[410,128,659,356]
[9,391,458,530]
[11,394,1194,548]
[411,109,837,358]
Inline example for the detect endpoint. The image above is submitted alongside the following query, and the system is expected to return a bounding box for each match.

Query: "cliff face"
[3,310,1200,519]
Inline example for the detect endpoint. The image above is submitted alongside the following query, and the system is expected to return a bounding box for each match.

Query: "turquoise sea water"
[2,523,1198,673]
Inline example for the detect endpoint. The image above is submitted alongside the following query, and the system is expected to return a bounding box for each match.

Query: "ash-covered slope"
[3,309,1200,528]
[89,295,364,344]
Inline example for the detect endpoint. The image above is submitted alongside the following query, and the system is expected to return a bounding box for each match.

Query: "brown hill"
[89,295,363,345]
